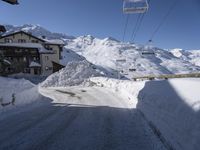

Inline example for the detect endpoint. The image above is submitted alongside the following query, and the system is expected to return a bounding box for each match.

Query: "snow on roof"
[0,43,54,54]
[44,39,65,45]
[29,61,41,68]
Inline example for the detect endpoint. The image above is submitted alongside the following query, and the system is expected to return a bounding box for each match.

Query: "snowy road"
[0,87,166,150]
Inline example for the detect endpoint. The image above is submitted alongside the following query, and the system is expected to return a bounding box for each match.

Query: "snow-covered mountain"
[65,35,200,78]
[3,24,200,78]
[170,49,200,67]
[3,24,75,41]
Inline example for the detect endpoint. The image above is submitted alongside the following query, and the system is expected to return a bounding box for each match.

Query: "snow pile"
[41,60,106,87]
[90,77,200,150]
[0,77,40,111]
[137,78,200,150]
[90,77,145,108]
[60,48,86,66]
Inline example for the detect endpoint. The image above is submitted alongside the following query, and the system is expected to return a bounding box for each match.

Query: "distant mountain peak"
[103,37,119,42]
[3,24,75,41]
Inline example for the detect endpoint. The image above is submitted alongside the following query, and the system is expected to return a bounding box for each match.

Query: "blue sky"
[0,0,199,49]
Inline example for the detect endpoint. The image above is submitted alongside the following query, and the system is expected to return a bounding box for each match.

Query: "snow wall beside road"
[90,77,200,150]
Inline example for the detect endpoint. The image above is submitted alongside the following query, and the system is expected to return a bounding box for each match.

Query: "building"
[0,31,65,76]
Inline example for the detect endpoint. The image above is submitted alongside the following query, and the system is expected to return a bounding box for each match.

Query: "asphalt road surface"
[0,87,166,150]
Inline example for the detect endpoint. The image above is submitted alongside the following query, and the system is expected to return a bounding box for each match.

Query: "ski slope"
[64,35,200,78]
[171,48,200,67]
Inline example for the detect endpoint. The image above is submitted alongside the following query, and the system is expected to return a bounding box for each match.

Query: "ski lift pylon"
[123,0,148,14]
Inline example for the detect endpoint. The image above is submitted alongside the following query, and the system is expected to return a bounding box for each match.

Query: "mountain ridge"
[2,24,200,78]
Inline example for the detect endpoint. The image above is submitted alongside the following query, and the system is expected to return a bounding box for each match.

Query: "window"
[45,45,53,50]
[45,56,49,61]
[15,49,22,53]
[45,66,49,70]
[18,39,26,43]
[4,38,13,43]
[31,40,38,43]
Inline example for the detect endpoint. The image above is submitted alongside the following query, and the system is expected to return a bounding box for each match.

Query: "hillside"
[171,49,200,67]
[65,35,200,78]
[3,24,75,41]
[2,24,200,79]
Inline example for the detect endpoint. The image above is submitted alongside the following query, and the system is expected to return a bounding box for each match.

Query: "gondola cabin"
[123,0,148,14]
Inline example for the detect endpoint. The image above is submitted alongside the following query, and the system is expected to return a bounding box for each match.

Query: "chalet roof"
[0,30,46,42]
[0,43,54,54]
[44,39,65,45]
[1,30,65,46]
[29,61,41,68]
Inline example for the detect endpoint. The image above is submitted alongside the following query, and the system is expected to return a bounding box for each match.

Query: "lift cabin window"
[123,0,148,14]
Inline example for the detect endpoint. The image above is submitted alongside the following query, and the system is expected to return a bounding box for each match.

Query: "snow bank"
[90,77,200,150]
[0,77,34,101]
[137,78,200,150]
[41,60,105,87]
[0,77,40,111]
[89,77,145,108]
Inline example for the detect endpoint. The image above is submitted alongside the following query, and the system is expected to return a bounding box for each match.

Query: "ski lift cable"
[130,0,152,42]
[148,0,179,41]
[122,14,130,42]
[132,12,145,42]
[130,14,142,42]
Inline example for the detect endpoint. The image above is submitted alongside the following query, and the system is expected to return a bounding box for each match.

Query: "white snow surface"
[29,61,41,67]
[4,24,75,41]
[90,77,145,108]
[170,48,200,67]
[60,48,86,66]
[137,78,200,150]
[90,77,200,150]
[65,36,200,78]
[0,77,40,112]
[41,60,107,87]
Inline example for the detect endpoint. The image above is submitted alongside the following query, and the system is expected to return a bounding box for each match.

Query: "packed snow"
[90,77,200,150]
[171,48,200,67]
[90,77,145,108]
[0,77,40,112]
[41,60,109,87]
